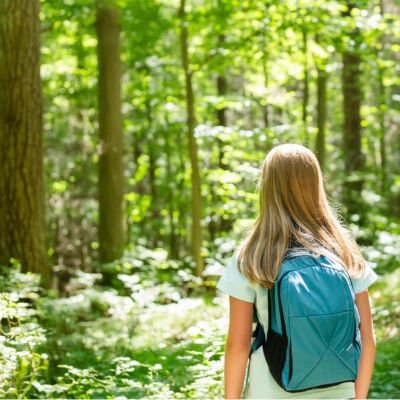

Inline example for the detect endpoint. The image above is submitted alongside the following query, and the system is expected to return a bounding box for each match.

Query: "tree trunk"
[316,66,327,171]
[175,124,186,259]
[164,115,178,259]
[216,78,227,128]
[377,64,387,194]
[377,1,387,196]
[96,0,125,263]
[179,0,203,276]
[262,47,270,130]
[0,0,50,286]
[341,6,365,220]
[214,34,230,237]
[145,97,161,246]
[216,73,227,170]
[302,28,309,146]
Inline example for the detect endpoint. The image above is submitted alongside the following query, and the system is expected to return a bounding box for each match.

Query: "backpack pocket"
[262,327,288,388]
[286,310,358,391]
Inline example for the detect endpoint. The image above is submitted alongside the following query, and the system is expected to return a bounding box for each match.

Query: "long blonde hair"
[237,143,365,289]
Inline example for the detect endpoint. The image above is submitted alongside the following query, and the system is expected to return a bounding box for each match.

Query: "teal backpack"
[250,247,362,392]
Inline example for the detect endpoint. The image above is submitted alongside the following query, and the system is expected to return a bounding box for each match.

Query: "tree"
[301,27,310,146]
[315,34,327,172]
[96,0,125,263]
[0,0,50,285]
[341,2,365,220]
[179,0,203,275]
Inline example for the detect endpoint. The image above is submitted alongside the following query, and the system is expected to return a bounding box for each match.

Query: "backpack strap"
[249,282,281,358]
[248,248,316,357]
[249,303,265,357]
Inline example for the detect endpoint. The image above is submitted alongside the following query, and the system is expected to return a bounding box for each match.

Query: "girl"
[216,144,378,399]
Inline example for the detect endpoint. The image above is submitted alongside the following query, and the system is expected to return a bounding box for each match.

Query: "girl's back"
[216,144,379,399]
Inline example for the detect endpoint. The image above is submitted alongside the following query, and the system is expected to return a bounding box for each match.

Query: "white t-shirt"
[216,250,379,399]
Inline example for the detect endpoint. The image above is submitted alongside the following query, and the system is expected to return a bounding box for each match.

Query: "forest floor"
[1,252,399,399]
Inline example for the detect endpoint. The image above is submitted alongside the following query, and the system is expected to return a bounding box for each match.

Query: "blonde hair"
[237,143,365,289]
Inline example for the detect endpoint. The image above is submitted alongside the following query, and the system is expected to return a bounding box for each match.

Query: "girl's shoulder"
[350,261,379,294]
[216,248,379,301]
[216,251,256,303]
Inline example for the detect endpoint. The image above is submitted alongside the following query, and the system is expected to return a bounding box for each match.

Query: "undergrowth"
[1,235,399,399]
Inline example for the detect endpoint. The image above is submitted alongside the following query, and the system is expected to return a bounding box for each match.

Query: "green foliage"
[2,237,400,398]
[369,268,400,398]
[350,218,400,275]
[2,0,400,397]
[0,247,229,398]
[39,0,400,261]
[0,267,48,398]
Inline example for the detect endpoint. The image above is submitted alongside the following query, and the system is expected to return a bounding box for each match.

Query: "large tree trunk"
[341,6,365,220]
[96,0,125,263]
[179,0,203,276]
[0,0,50,286]
[342,52,363,208]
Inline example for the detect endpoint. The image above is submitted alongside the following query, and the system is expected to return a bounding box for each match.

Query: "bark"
[145,97,161,246]
[216,34,228,169]
[179,0,203,275]
[342,45,364,219]
[216,72,227,171]
[216,76,227,127]
[0,0,50,286]
[164,118,177,259]
[302,29,309,146]
[213,34,230,237]
[377,1,387,195]
[262,48,270,129]
[315,35,327,172]
[377,65,387,193]
[175,124,186,259]
[96,0,125,263]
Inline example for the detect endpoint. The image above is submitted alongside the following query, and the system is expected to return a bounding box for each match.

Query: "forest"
[0,0,399,398]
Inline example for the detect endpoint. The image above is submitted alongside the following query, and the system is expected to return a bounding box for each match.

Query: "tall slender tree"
[377,0,387,196]
[96,0,125,263]
[302,28,310,146]
[316,66,327,171]
[0,0,50,285]
[341,2,365,220]
[179,0,203,275]
[315,34,327,172]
